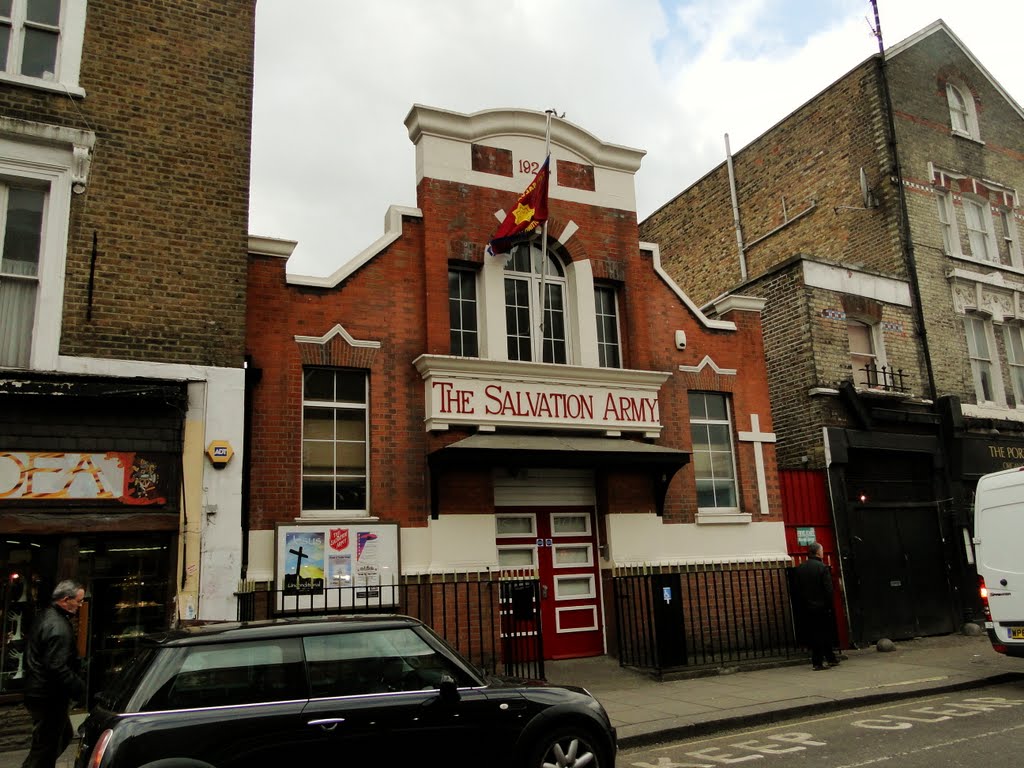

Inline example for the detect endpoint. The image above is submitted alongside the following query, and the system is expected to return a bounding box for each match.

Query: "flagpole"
[538,109,554,356]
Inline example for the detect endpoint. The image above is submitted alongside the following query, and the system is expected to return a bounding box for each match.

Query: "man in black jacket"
[792,543,839,671]
[21,579,87,768]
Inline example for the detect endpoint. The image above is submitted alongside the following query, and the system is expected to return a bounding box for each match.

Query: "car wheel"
[530,724,608,768]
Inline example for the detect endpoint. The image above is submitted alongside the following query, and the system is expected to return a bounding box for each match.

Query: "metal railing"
[236,571,543,680]
[613,562,799,675]
[856,363,908,393]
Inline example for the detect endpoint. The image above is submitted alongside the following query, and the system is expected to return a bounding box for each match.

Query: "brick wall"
[247,174,782,530]
[887,31,1024,406]
[0,0,255,368]
[641,58,903,310]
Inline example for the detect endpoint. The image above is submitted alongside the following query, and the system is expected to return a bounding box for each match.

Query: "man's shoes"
[812,664,829,671]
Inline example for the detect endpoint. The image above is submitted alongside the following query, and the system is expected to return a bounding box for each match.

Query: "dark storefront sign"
[955,434,1024,478]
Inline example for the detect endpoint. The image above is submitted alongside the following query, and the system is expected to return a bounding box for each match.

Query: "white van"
[973,466,1024,656]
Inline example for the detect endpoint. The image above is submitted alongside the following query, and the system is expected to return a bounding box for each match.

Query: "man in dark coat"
[792,543,839,671]
[21,579,87,768]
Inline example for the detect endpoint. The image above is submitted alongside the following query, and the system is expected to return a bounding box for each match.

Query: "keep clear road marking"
[627,696,1024,768]
[830,723,1024,768]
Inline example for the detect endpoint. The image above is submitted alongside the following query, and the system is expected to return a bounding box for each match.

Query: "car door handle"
[308,718,345,731]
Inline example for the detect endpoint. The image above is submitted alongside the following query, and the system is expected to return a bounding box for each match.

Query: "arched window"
[945,82,979,141]
[503,242,569,363]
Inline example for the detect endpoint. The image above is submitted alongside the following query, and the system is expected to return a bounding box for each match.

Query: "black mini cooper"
[76,614,616,768]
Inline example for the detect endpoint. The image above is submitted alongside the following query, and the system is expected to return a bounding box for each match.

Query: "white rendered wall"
[607,513,790,566]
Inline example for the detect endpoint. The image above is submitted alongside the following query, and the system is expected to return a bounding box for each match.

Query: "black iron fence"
[613,561,799,675]
[857,363,908,393]
[236,571,543,680]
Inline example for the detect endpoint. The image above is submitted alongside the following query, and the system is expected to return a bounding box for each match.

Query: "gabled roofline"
[405,104,646,173]
[639,241,736,331]
[885,19,1024,123]
[287,205,422,288]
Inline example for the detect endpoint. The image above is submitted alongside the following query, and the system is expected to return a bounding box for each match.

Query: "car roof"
[144,614,425,646]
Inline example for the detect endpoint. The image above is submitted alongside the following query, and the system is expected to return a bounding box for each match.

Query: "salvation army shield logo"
[329,528,349,551]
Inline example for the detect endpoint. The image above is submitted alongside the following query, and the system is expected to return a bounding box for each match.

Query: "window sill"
[297,511,373,521]
[950,129,984,146]
[695,510,752,525]
[0,71,85,98]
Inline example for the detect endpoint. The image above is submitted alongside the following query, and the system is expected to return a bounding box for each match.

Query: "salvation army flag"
[486,156,550,256]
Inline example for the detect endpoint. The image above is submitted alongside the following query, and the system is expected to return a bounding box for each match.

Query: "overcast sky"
[248,0,1024,277]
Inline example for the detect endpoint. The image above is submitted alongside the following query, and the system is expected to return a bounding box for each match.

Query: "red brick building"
[246,106,789,665]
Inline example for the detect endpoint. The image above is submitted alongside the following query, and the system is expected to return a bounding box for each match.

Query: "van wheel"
[528,724,608,768]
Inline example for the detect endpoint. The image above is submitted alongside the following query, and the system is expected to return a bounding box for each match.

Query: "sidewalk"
[2,632,1020,766]
[544,631,1024,749]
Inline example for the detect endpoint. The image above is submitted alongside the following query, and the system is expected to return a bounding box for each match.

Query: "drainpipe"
[872,1,937,401]
[725,133,747,281]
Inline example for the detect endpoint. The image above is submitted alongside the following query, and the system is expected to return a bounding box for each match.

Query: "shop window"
[688,392,739,513]
[964,315,1002,406]
[503,242,568,364]
[302,368,368,516]
[946,82,979,141]
[594,284,621,368]
[0,0,87,94]
[448,267,479,357]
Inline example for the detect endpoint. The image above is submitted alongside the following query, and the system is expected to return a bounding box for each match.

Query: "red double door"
[497,507,604,659]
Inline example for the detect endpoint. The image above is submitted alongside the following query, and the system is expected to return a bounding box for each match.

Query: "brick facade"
[638,22,1024,645]
[245,106,790,662]
[0,0,254,367]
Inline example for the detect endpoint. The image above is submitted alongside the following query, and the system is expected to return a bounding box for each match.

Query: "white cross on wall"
[738,413,776,516]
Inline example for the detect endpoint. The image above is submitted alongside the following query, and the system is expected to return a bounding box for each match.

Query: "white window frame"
[553,573,595,601]
[555,605,598,634]
[1004,325,1024,408]
[594,283,621,369]
[300,368,370,518]
[552,543,593,569]
[502,243,570,364]
[964,315,1004,406]
[550,512,590,537]
[937,191,958,256]
[688,392,740,516]
[495,513,536,538]
[946,82,980,141]
[0,123,90,371]
[847,319,883,388]
[999,209,1022,268]
[963,198,998,262]
[0,0,86,96]
[448,266,479,357]
[496,544,538,569]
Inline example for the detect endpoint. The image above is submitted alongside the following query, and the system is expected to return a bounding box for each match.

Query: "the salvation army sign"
[0,452,169,505]
[275,522,399,610]
[415,355,672,436]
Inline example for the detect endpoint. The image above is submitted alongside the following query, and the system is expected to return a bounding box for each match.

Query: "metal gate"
[499,573,544,680]
[847,502,956,640]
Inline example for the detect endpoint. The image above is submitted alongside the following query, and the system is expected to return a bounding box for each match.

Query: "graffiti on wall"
[0,452,168,505]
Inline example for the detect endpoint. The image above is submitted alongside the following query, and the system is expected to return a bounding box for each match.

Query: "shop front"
[0,375,184,704]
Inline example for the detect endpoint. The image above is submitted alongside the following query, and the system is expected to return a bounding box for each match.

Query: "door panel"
[497,508,603,659]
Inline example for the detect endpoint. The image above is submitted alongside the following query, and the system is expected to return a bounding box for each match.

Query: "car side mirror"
[438,674,460,704]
